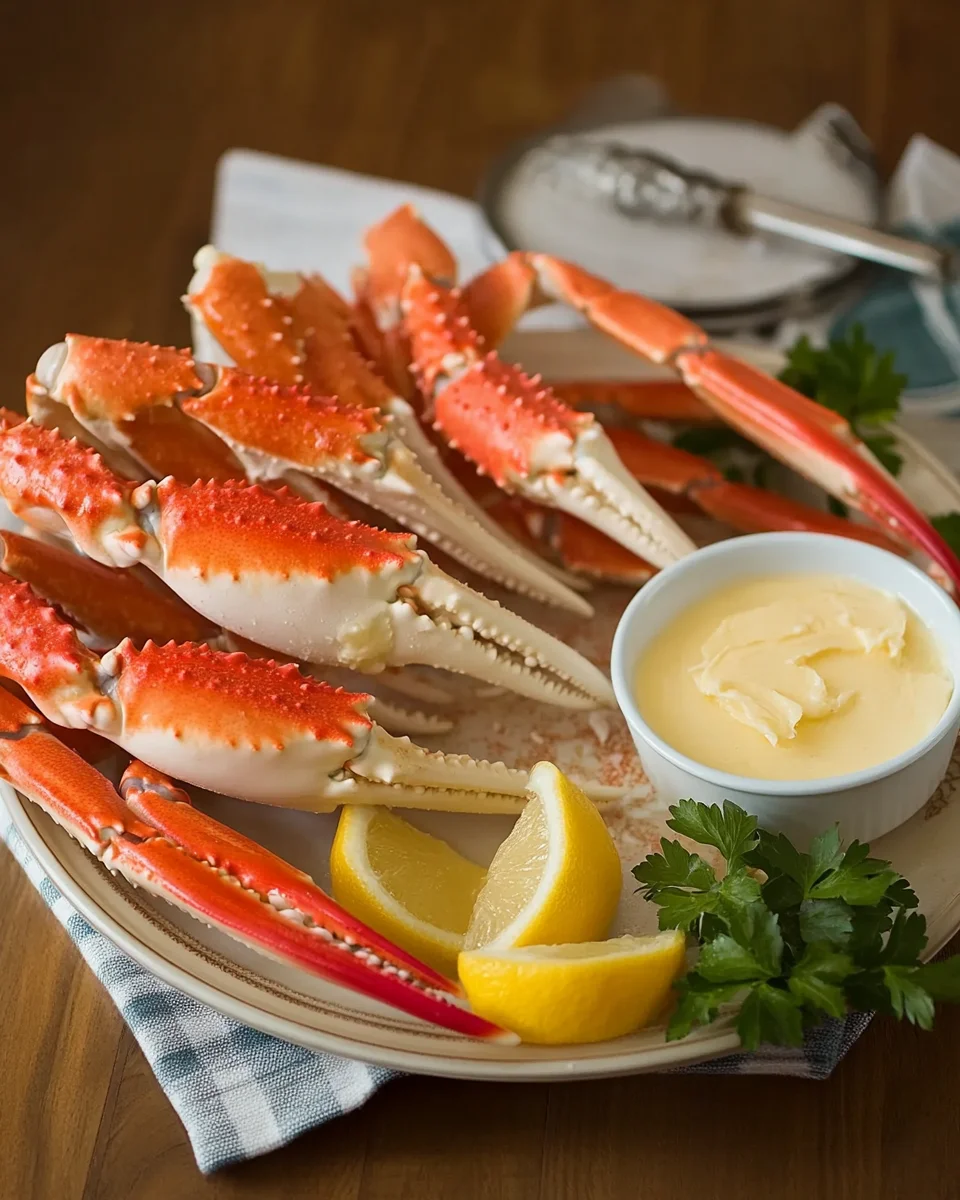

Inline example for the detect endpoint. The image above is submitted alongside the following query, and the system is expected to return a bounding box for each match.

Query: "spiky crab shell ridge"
[40,333,372,486]
[56,334,203,418]
[0,572,107,724]
[108,640,373,749]
[181,368,387,472]
[186,253,596,615]
[154,478,420,581]
[186,253,310,383]
[400,272,593,487]
[187,250,397,413]
[0,419,146,564]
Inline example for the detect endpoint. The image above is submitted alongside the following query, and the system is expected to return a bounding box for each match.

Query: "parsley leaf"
[884,877,920,910]
[788,945,852,1018]
[912,957,960,1002]
[650,888,719,932]
[665,799,759,864]
[779,325,906,425]
[698,935,772,984]
[806,841,899,906]
[666,975,744,1042]
[717,870,762,915]
[745,828,809,884]
[798,899,854,946]
[632,838,720,932]
[671,426,751,458]
[806,826,845,885]
[863,431,904,477]
[761,872,804,914]
[881,910,928,965]
[723,902,784,977]
[847,906,894,965]
[632,838,716,892]
[737,984,804,1050]
[883,966,936,1029]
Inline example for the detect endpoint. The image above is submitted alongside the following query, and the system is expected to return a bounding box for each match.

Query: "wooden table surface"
[4,1,960,1195]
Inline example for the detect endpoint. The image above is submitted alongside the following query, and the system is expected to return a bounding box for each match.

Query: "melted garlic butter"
[635,574,953,780]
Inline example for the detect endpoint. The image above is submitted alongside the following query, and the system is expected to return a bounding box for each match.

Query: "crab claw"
[180,255,589,614]
[0,687,509,1038]
[0,526,448,734]
[146,480,613,709]
[0,423,610,710]
[102,641,538,814]
[400,271,696,570]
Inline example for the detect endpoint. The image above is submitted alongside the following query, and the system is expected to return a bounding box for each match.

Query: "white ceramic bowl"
[610,532,960,846]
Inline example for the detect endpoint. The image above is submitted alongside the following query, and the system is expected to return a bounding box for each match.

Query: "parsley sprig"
[632,800,960,1050]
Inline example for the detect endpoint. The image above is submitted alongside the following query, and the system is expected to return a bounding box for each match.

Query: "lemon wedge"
[458,932,687,1044]
[463,760,621,952]
[330,806,486,977]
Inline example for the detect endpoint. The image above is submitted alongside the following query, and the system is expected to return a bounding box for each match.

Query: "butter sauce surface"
[635,574,953,780]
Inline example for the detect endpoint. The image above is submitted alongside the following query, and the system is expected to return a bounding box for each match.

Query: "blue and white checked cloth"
[1,802,871,1173]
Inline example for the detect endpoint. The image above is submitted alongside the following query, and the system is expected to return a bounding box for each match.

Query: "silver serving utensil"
[531,135,960,284]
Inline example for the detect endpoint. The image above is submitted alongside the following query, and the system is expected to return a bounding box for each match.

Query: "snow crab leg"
[180,256,588,614]
[0,687,509,1037]
[0,417,612,709]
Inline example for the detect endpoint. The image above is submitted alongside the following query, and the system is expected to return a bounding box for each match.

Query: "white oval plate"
[6,328,960,1080]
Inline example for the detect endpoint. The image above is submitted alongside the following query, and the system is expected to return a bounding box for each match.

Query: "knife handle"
[730,193,956,283]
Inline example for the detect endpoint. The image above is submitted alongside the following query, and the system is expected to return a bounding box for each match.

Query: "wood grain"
[4,0,960,1194]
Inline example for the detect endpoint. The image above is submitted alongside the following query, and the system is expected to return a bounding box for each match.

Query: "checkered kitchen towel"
[2,803,872,1173]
